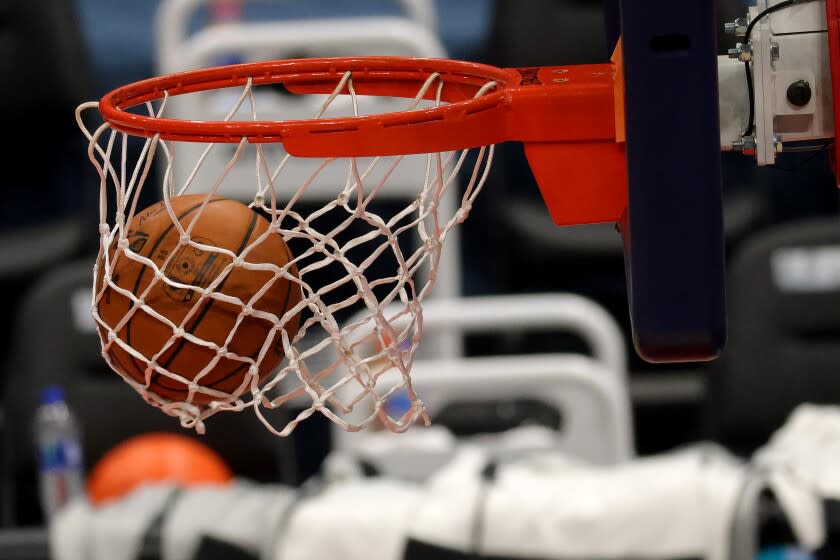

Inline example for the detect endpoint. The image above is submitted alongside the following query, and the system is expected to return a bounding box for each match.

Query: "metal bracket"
[724,17,749,37]
[728,42,753,62]
[732,135,757,153]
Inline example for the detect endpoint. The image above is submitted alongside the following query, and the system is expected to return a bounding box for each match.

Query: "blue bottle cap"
[385,390,413,418]
[39,385,66,406]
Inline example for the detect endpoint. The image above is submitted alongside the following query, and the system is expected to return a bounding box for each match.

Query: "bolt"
[770,41,780,62]
[724,17,748,36]
[728,43,753,62]
[732,136,756,153]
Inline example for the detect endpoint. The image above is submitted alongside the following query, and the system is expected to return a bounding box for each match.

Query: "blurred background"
[1,0,840,558]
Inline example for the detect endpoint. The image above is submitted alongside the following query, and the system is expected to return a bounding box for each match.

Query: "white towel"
[161,481,295,560]
[753,404,840,550]
[49,499,92,560]
[276,478,421,560]
[50,484,178,560]
[401,445,743,560]
[755,404,840,498]
[405,447,489,553]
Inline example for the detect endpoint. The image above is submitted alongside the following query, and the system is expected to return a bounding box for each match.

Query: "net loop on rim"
[76,58,497,436]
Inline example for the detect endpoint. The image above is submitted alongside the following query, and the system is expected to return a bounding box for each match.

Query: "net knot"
[99,224,111,235]
[455,206,471,223]
[407,300,422,314]
[117,238,130,249]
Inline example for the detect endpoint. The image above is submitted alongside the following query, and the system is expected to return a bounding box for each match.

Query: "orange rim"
[96,55,629,226]
[99,57,514,149]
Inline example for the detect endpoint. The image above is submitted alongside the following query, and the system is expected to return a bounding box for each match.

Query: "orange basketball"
[96,194,301,404]
[87,433,233,505]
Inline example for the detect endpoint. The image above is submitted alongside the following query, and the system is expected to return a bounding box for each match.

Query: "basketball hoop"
[76,56,625,436]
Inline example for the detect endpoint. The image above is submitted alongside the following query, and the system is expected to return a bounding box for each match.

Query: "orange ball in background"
[95,194,302,404]
[87,433,234,505]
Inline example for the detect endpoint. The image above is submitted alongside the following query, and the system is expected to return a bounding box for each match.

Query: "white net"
[76,69,496,436]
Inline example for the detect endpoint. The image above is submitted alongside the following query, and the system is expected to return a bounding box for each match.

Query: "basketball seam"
[150,209,259,392]
[113,199,221,379]
[201,231,299,390]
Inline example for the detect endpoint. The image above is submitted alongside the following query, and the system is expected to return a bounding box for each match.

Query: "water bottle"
[35,385,84,521]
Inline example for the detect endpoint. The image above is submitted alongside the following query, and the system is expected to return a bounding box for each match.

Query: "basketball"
[87,433,233,505]
[95,194,301,404]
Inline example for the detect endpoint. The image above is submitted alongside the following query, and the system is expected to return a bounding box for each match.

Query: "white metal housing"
[721,0,835,164]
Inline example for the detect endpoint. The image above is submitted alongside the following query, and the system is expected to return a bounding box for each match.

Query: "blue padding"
[619,0,727,362]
